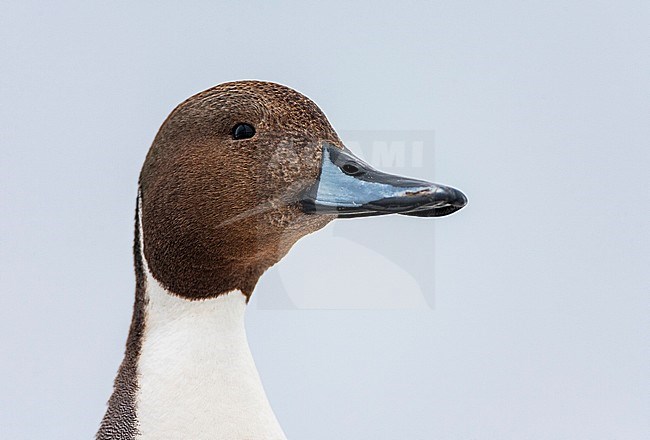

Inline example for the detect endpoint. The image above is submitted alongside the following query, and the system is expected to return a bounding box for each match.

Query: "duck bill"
[301,143,467,218]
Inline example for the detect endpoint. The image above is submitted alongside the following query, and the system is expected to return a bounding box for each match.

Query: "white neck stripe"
[134,194,286,440]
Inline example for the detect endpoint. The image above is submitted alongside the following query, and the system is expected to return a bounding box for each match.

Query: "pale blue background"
[1,1,648,439]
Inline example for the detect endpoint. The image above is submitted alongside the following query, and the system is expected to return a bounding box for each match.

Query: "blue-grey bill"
[301,143,467,218]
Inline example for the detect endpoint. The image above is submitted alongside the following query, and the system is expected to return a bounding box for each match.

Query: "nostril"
[342,163,361,175]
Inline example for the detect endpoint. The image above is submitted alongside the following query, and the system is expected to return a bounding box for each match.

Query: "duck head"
[139,81,466,300]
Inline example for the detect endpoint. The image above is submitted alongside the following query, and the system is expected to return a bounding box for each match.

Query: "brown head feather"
[140,81,340,299]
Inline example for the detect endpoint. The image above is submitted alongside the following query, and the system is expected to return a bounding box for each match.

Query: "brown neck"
[96,199,146,440]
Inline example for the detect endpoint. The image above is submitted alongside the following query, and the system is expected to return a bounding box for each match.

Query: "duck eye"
[342,163,362,176]
[232,123,255,140]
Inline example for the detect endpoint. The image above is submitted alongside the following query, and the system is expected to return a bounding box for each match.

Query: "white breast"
[135,221,286,439]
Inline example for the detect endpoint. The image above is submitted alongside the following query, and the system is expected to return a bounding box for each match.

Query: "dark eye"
[342,163,363,176]
[232,123,255,140]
